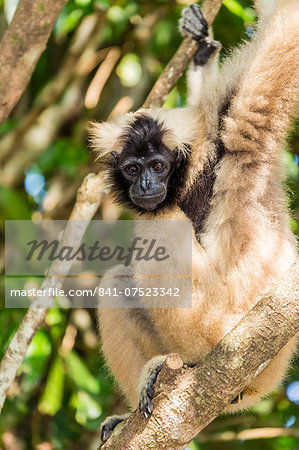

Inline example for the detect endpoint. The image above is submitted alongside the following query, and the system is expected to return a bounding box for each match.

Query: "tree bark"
[99,261,299,449]
[0,0,68,124]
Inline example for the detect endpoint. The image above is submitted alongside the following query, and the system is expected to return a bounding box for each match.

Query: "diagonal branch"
[99,260,299,449]
[0,173,106,411]
[0,0,68,124]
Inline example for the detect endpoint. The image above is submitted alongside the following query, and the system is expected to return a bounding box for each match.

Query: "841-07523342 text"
[98,287,180,297]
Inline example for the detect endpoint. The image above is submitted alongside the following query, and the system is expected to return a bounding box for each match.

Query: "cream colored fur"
[89,107,200,161]
[97,0,299,419]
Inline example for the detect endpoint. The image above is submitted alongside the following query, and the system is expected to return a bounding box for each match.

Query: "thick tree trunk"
[0,0,68,124]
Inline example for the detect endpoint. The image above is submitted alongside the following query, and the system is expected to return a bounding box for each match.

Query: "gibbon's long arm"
[201,0,299,269]
[186,43,219,107]
[179,4,220,107]
[223,1,298,155]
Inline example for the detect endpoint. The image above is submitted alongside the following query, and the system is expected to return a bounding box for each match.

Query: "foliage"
[0,0,298,448]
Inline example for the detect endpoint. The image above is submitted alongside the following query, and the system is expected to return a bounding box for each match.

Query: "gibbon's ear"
[141,106,199,156]
[88,113,134,161]
[110,151,120,168]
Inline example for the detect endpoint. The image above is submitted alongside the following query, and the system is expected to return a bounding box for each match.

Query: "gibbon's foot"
[138,356,166,418]
[179,4,221,66]
[100,413,129,442]
[231,391,244,404]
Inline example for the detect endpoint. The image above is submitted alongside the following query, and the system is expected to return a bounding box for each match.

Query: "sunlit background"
[0,0,298,449]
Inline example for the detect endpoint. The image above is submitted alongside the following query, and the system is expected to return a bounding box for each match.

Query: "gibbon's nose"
[140,178,150,192]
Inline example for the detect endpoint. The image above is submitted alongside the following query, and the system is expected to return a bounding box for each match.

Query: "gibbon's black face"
[115,150,178,211]
[107,115,187,212]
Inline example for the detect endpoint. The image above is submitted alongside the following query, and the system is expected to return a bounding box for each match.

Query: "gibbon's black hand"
[100,414,130,443]
[179,3,208,41]
[179,3,220,66]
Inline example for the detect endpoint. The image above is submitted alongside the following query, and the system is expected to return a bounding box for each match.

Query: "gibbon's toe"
[101,424,111,443]
[138,360,164,418]
[139,390,154,419]
[100,414,129,442]
[179,4,208,41]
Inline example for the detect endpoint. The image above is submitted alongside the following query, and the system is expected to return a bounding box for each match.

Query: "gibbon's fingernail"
[147,399,154,412]
[147,386,154,397]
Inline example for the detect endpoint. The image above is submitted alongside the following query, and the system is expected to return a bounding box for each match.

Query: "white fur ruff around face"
[88,107,200,161]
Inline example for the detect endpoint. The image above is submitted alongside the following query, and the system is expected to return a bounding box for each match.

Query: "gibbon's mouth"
[131,192,166,211]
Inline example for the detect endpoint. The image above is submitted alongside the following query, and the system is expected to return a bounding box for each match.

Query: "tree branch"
[99,261,299,449]
[0,9,107,165]
[0,173,106,410]
[0,0,68,124]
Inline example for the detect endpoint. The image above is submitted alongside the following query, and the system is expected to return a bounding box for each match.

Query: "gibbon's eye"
[126,164,139,175]
[152,162,164,172]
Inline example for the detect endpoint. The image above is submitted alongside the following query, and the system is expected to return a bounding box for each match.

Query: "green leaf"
[188,440,200,450]
[55,5,84,37]
[223,0,256,23]
[20,330,52,390]
[284,151,299,180]
[290,218,299,234]
[154,20,176,48]
[0,119,17,135]
[75,0,92,6]
[0,186,31,220]
[71,391,102,426]
[46,309,64,326]
[37,139,88,176]
[64,350,100,394]
[163,86,180,108]
[39,356,65,416]
[107,6,128,24]
[276,435,299,449]
[116,54,143,88]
